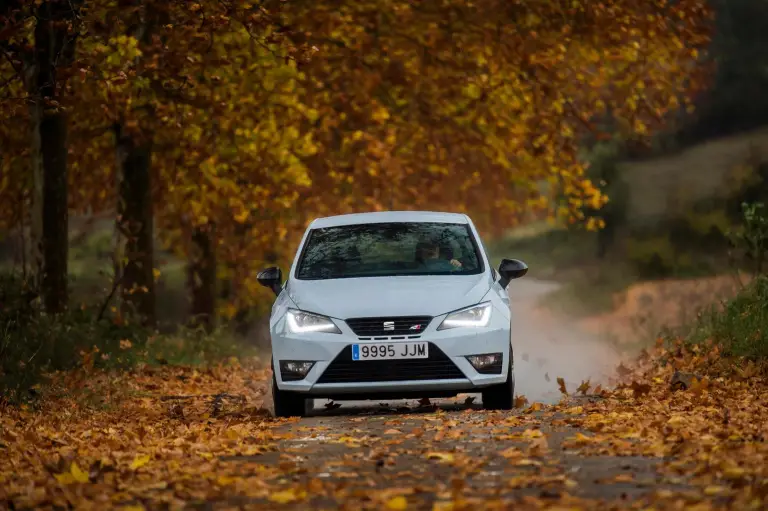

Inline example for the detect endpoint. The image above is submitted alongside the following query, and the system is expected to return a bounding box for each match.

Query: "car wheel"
[271,364,309,418]
[481,352,515,410]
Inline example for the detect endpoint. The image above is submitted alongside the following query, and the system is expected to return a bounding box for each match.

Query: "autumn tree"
[57,0,314,324]
[1,0,713,322]
[163,0,712,315]
[275,0,711,234]
[0,0,82,313]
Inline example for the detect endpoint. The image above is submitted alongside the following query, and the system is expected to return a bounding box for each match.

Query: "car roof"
[309,211,470,229]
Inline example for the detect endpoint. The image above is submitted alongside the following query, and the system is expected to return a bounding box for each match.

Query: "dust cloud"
[508,278,624,404]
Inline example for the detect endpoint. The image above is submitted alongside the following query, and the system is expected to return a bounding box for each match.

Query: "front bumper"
[271,311,511,396]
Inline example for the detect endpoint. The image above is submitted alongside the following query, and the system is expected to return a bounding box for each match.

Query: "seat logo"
[383,321,395,331]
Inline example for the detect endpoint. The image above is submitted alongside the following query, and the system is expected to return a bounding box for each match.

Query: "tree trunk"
[115,124,156,326]
[28,76,44,288]
[30,0,77,313]
[187,225,217,332]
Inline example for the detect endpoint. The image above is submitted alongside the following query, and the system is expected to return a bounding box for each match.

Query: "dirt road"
[212,399,681,510]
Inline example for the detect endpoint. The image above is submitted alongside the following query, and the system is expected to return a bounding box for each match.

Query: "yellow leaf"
[268,488,306,504]
[54,472,75,484]
[70,462,89,483]
[521,428,544,439]
[234,209,249,223]
[515,458,543,466]
[386,496,408,510]
[666,415,685,427]
[513,395,529,408]
[569,432,595,445]
[217,475,236,486]
[723,466,746,480]
[500,446,523,458]
[129,454,151,470]
[426,452,454,463]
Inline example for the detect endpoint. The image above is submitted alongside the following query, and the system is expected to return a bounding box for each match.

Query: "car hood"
[287,274,493,319]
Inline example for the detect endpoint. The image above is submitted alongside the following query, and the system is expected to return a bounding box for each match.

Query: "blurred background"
[2,0,768,401]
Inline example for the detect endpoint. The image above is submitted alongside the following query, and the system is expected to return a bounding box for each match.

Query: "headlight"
[437,302,492,330]
[286,309,341,334]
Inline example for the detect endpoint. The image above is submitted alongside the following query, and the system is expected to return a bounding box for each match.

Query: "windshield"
[295,222,484,280]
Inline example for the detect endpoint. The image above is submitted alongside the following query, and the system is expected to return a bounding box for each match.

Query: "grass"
[675,275,768,359]
[0,272,257,405]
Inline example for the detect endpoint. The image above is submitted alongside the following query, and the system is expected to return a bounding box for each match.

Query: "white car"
[257,211,528,417]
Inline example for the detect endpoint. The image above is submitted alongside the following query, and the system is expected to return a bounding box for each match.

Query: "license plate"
[351,342,428,361]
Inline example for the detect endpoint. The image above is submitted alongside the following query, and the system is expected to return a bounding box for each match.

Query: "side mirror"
[498,258,528,289]
[257,266,283,296]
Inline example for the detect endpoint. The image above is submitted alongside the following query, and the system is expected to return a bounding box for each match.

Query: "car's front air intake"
[345,316,432,337]
[317,343,465,383]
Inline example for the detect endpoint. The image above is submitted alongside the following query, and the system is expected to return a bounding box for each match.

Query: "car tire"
[271,364,309,418]
[481,352,515,410]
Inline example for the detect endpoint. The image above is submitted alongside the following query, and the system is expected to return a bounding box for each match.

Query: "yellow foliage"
[0,0,712,313]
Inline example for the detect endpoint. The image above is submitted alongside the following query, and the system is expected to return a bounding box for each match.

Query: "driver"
[415,240,462,270]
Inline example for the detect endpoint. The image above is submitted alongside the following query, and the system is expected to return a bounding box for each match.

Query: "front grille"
[317,343,466,384]
[345,316,432,337]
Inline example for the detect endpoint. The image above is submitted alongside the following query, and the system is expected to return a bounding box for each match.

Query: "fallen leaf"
[630,380,651,398]
[527,435,549,455]
[385,496,408,510]
[556,377,568,395]
[268,488,307,504]
[70,462,89,483]
[426,452,454,463]
[54,472,75,485]
[521,428,544,439]
[704,485,728,495]
[514,395,529,408]
[500,446,523,458]
[129,454,150,470]
[577,380,591,395]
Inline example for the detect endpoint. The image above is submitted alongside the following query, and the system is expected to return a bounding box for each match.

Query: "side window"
[475,235,495,279]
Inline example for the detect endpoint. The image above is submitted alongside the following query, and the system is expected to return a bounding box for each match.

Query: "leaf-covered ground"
[2,342,767,510]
